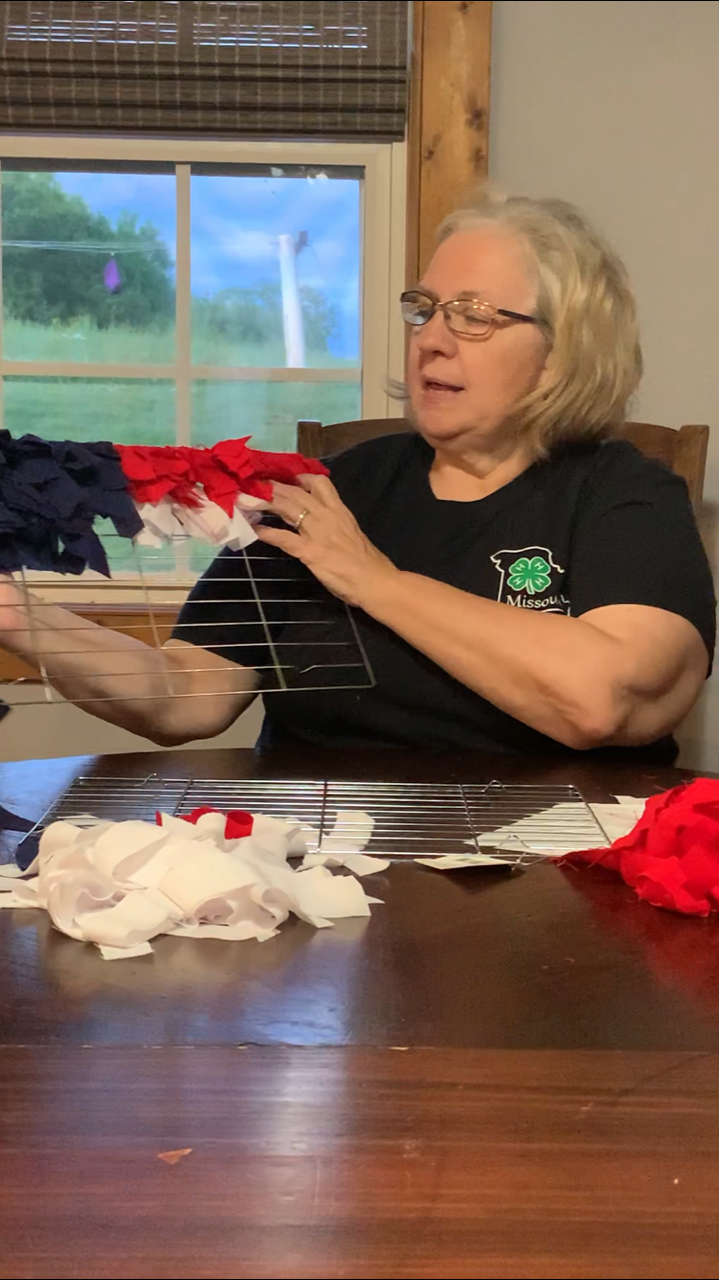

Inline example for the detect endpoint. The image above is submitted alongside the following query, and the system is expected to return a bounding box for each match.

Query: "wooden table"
[1,748,719,1280]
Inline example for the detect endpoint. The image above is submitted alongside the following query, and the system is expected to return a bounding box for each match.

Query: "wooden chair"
[297,417,412,461]
[298,418,709,506]
[619,422,708,506]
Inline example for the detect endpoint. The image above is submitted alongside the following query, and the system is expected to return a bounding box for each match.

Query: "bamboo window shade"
[0,0,409,138]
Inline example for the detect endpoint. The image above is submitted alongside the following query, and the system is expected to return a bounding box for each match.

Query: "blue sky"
[56,170,361,358]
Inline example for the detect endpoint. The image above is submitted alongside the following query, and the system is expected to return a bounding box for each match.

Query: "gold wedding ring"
[294,508,310,530]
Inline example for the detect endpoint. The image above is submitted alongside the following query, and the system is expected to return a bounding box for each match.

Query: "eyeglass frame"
[400,288,540,339]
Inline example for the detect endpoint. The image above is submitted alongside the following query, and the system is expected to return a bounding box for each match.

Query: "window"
[0,136,405,588]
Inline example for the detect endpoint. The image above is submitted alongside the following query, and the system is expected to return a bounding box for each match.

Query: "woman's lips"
[422,377,464,394]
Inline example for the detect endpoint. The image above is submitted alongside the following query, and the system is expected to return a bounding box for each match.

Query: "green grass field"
[3,316,358,372]
[3,374,360,451]
[3,317,176,365]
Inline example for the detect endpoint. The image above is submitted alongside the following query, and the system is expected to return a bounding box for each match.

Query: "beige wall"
[490,0,719,769]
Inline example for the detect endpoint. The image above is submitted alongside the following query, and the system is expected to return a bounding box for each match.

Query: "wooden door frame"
[406,0,493,283]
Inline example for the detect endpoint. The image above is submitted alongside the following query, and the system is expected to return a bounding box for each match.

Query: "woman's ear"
[532,339,559,398]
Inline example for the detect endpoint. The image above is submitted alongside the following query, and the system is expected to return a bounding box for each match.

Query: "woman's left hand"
[256,476,397,608]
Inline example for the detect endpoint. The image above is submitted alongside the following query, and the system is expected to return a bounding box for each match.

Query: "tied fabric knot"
[115,444,201,509]
[210,439,329,507]
[117,438,328,513]
[564,778,719,917]
[0,431,142,576]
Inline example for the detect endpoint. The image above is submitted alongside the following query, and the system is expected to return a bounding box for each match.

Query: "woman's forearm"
[0,587,256,744]
[357,570,675,748]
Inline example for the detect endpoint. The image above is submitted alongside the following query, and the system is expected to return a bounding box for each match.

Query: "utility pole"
[278,232,308,368]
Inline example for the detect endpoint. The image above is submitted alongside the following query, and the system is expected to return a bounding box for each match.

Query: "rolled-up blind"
[0,1,409,138]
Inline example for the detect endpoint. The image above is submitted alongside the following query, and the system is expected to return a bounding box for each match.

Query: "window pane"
[191,170,361,370]
[191,379,361,451]
[98,526,176,576]
[189,376,359,574]
[1,168,176,364]
[2,376,175,445]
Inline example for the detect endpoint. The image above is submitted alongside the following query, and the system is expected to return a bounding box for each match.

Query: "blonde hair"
[437,189,643,455]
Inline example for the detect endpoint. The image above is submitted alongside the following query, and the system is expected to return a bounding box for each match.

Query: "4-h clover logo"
[491,546,566,608]
[507,555,552,596]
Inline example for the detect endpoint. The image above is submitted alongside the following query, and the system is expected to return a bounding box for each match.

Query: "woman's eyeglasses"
[400,289,539,339]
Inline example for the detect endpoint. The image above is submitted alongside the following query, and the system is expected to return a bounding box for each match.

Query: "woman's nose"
[415,309,457,356]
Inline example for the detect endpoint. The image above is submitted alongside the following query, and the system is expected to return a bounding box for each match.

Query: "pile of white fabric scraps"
[0,806,387,961]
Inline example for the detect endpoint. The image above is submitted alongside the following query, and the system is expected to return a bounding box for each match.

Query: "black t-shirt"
[173,433,716,755]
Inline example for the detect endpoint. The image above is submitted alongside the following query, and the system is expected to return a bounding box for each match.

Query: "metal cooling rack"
[4,542,375,704]
[19,776,610,865]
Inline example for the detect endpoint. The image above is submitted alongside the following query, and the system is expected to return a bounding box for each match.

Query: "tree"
[1,172,174,329]
[194,281,338,354]
[301,284,340,352]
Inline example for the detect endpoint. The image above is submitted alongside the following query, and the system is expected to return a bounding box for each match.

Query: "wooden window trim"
[406,0,493,282]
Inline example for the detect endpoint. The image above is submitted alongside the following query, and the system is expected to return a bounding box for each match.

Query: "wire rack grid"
[18,776,612,866]
[3,538,375,705]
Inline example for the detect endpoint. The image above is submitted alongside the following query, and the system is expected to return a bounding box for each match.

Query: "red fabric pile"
[117,438,328,514]
[565,778,719,917]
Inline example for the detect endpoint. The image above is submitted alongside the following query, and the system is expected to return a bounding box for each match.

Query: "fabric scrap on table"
[564,778,719,917]
[0,803,34,834]
[171,806,389,874]
[416,853,514,872]
[413,797,650,871]
[0,801,37,878]
[455,797,649,859]
[0,807,384,958]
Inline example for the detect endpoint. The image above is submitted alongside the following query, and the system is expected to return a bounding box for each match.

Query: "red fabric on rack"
[117,438,328,514]
[565,778,719,917]
[116,445,200,508]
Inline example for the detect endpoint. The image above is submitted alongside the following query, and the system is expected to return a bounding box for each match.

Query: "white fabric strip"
[134,493,269,551]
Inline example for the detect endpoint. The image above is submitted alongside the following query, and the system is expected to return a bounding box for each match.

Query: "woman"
[0,190,714,755]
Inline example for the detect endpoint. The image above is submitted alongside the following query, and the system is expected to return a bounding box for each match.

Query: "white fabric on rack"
[418,795,649,869]
[134,493,268,552]
[465,796,648,854]
[0,808,385,959]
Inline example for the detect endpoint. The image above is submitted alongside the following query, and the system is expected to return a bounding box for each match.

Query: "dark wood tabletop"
[1,748,719,1279]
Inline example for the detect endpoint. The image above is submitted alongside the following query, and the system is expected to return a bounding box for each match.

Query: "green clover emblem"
[507,555,552,595]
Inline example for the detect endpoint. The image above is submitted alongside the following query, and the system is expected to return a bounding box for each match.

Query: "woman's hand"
[256,475,398,608]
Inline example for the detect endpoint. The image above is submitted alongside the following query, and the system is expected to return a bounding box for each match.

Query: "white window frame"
[0,135,406,599]
[0,134,406,425]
